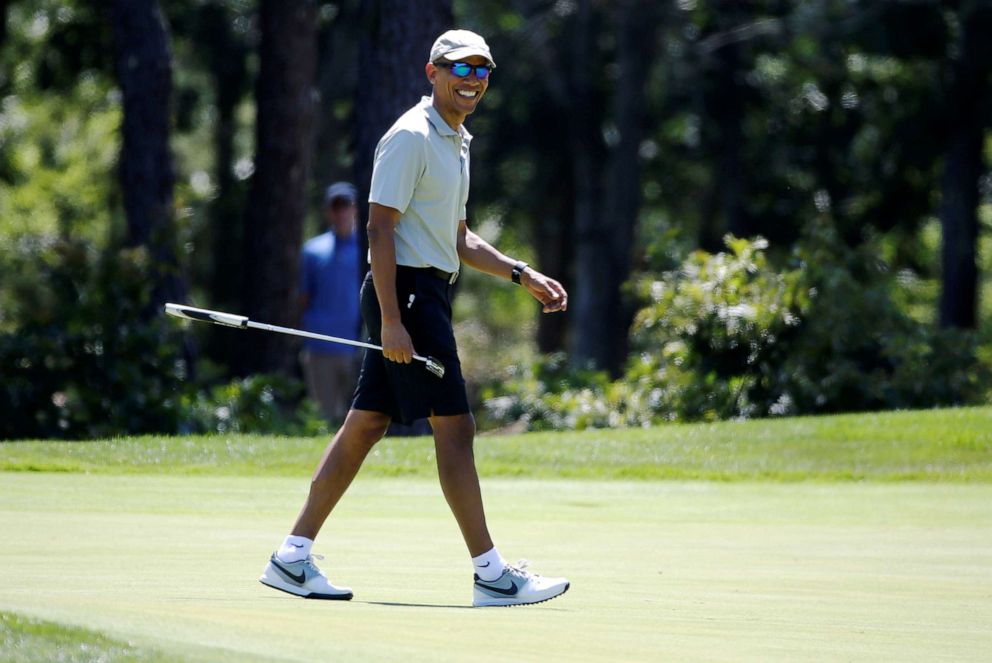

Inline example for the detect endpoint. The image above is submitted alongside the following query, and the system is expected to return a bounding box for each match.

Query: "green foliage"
[628,235,811,420]
[2,1,989,439]
[481,353,638,431]
[0,241,192,439]
[0,237,328,440]
[776,223,990,414]
[0,82,120,243]
[182,373,328,436]
[486,235,991,429]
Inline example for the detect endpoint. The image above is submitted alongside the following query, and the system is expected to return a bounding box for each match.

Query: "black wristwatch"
[511,261,528,285]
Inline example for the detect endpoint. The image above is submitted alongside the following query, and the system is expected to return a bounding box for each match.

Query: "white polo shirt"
[368,95,471,274]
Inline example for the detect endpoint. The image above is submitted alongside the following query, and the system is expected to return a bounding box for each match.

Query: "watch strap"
[511,261,528,285]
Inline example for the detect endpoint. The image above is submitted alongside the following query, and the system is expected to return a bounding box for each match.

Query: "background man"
[261,30,570,607]
[298,182,362,423]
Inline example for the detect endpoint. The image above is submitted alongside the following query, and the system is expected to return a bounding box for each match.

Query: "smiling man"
[259,29,571,607]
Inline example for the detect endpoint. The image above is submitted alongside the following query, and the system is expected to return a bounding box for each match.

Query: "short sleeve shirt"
[299,232,361,354]
[368,96,472,274]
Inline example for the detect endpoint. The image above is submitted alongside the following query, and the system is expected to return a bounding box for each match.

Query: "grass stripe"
[1,406,990,481]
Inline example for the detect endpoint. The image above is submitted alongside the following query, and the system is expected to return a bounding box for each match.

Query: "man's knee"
[431,413,476,450]
[343,409,391,449]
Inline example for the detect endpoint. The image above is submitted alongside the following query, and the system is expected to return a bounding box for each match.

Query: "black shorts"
[351,266,470,424]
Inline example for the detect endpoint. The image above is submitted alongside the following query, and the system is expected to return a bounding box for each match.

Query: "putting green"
[0,473,990,661]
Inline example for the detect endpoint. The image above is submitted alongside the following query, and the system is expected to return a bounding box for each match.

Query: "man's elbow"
[366,217,392,242]
[367,204,400,242]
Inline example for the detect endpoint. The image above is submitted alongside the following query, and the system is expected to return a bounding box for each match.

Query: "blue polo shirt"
[299,231,361,355]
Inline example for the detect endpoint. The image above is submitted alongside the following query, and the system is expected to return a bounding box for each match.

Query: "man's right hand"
[381,318,416,363]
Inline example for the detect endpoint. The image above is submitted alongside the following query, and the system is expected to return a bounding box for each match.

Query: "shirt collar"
[422,96,473,142]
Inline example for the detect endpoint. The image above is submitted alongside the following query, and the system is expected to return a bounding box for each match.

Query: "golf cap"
[324,181,356,206]
[430,29,496,68]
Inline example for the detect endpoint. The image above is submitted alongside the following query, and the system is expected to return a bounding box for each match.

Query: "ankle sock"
[472,546,506,582]
[277,535,313,563]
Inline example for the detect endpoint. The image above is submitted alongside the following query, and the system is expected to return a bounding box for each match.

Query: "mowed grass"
[2,406,991,481]
[0,611,173,663]
[1,406,991,661]
[1,474,990,662]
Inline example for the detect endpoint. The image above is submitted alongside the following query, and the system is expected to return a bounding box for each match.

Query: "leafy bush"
[627,235,811,420]
[770,223,990,414]
[480,353,639,431]
[0,239,327,440]
[182,373,328,436]
[483,230,991,430]
[0,241,192,439]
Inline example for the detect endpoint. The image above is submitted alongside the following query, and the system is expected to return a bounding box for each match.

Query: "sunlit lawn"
[1,406,990,661]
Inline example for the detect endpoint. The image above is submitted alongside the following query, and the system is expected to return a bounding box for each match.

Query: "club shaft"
[246,320,430,364]
[164,303,439,372]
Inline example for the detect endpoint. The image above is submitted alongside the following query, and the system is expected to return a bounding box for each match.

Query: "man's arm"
[456,220,568,313]
[368,203,417,363]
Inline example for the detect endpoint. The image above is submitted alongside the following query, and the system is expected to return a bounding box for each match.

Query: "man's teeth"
[457,90,477,98]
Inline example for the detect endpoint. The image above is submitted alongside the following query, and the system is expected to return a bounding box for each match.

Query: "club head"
[424,357,445,379]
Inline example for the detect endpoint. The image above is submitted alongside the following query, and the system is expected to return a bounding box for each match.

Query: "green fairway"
[2,406,991,480]
[2,408,991,660]
[1,473,990,662]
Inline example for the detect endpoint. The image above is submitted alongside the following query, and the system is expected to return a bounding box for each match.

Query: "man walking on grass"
[259,29,571,607]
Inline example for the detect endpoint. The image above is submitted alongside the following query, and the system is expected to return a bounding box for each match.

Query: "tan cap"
[429,29,496,68]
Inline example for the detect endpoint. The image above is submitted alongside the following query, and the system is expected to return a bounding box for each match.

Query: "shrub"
[0,241,192,439]
[483,230,991,430]
[182,373,328,436]
[0,239,328,440]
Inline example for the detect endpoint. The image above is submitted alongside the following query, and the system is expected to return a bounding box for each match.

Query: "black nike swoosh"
[476,578,518,596]
[290,543,304,548]
[271,558,306,584]
[478,561,490,568]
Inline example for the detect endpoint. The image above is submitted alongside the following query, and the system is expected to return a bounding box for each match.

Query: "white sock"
[277,535,313,563]
[472,547,506,581]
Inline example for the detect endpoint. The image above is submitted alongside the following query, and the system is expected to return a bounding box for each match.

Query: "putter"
[164,303,445,379]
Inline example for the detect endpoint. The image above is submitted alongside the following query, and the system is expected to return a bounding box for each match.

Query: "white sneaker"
[259,552,353,600]
[472,560,569,607]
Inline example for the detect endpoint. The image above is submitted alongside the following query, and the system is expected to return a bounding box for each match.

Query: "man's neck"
[432,98,465,133]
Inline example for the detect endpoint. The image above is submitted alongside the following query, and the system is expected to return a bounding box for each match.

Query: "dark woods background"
[1,0,990,438]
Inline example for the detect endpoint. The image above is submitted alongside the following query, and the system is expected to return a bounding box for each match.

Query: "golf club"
[164,303,445,379]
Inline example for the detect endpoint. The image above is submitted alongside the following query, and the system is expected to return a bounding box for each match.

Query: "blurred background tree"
[0,0,989,439]
[240,0,318,374]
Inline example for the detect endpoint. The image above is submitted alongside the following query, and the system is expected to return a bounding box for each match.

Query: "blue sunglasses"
[435,61,493,80]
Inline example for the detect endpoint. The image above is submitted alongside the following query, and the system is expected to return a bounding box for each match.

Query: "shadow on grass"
[357,600,472,610]
[357,600,571,612]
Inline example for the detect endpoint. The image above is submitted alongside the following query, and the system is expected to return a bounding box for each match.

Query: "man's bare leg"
[290,408,391,539]
[429,413,494,557]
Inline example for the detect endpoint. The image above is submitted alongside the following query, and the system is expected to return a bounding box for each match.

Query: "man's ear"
[425,62,437,85]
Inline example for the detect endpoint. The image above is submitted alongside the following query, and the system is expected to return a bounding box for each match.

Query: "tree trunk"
[697,1,749,250]
[353,0,452,272]
[938,4,989,329]
[0,0,8,52]
[568,0,607,370]
[240,0,318,374]
[312,0,361,201]
[572,0,658,375]
[535,172,574,354]
[195,3,250,372]
[109,0,187,309]
[198,2,248,312]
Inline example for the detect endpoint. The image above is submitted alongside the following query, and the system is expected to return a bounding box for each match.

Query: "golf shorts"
[351,266,470,424]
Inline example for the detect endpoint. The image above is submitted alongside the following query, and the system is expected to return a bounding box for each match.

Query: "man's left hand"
[521,269,568,313]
